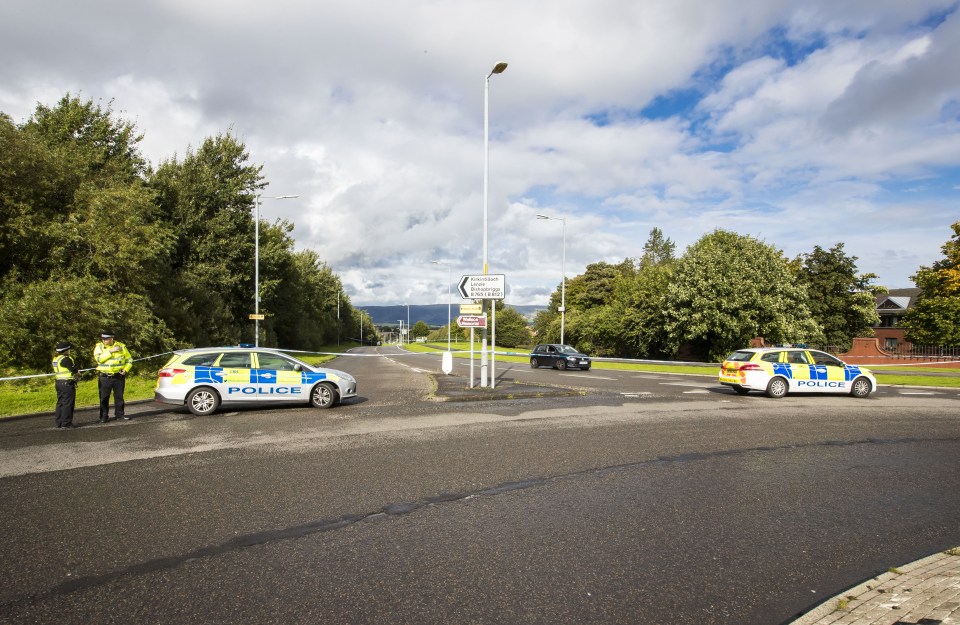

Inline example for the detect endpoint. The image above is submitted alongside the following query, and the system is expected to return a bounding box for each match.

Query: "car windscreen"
[725,351,755,362]
[557,345,580,354]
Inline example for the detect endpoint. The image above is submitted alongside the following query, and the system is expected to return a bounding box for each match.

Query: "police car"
[155,347,357,416]
[718,347,876,398]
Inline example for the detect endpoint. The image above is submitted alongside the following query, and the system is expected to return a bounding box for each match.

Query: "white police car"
[719,347,876,398]
[155,347,357,416]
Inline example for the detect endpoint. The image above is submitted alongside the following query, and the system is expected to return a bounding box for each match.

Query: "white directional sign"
[457,315,487,328]
[458,274,505,300]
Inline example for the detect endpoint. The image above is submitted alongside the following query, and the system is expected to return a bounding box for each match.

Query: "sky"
[2,0,959,307]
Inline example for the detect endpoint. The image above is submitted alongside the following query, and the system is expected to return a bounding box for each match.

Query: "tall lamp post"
[254,193,298,347]
[536,214,566,344]
[482,61,507,388]
[432,260,452,351]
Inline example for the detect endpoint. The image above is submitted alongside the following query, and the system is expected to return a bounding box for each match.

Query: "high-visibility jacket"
[52,355,76,381]
[94,341,133,374]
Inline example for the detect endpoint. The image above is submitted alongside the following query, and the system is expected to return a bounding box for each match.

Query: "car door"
[214,351,257,402]
[544,345,559,367]
[252,351,305,402]
[784,349,820,393]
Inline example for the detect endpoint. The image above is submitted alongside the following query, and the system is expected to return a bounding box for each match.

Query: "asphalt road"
[0,347,958,624]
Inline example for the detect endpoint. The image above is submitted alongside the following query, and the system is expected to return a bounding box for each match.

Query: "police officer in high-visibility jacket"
[52,342,80,429]
[94,332,133,422]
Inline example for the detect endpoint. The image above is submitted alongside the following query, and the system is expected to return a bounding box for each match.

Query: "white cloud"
[2,0,958,306]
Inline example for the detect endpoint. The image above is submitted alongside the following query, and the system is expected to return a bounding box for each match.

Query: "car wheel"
[556,359,567,371]
[583,365,591,371]
[733,386,750,395]
[530,358,539,369]
[186,387,220,416]
[765,377,788,399]
[311,383,337,409]
[850,376,872,398]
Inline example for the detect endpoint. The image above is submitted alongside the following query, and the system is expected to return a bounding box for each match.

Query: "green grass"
[0,344,356,419]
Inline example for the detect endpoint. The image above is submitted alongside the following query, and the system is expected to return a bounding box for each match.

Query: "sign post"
[459,274,505,388]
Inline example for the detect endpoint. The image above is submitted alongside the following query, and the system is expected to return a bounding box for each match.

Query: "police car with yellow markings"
[155,347,357,416]
[719,347,876,398]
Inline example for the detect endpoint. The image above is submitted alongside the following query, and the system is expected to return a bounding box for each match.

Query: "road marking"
[660,381,716,388]
[683,389,711,394]
[621,392,653,397]
[899,391,940,395]
[563,373,616,380]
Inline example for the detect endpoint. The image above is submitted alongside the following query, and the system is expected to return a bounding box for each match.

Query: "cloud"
[2,0,958,306]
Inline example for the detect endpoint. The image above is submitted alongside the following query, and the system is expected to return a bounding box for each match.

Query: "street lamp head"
[536,214,549,220]
[491,62,508,74]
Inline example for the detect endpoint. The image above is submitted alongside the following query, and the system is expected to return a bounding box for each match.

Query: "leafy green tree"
[614,228,677,358]
[492,302,532,348]
[411,321,431,340]
[662,230,823,361]
[0,95,176,367]
[149,133,262,346]
[901,221,960,346]
[795,243,882,351]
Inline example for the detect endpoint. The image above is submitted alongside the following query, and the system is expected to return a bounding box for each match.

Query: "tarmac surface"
[9,365,960,624]
[430,371,960,625]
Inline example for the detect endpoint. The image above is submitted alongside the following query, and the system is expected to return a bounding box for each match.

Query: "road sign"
[459,303,482,315]
[248,314,265,320]
[458,274,505,300]
[457,315,487,328]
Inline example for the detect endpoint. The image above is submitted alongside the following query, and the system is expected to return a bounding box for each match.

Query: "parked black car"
[529,344,591,370]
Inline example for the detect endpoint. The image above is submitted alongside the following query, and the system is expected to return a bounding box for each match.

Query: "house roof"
[875,287,922,311]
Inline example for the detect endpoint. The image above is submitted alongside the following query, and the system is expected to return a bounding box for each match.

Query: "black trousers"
[98,374,126,420]
[55,380,76,427]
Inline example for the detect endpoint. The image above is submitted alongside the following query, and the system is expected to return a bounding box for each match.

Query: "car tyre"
[186,387,220,416]
[582,365,591,371]
[556,359,567,371]
[733,386,750,395]
[850,376,872,398]
[530,358,539,369]
[765,377,788,399]
[311,382,337,409]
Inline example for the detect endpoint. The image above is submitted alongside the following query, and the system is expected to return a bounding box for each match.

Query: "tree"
[0,95,176,368]
[795,243,882,351]
[493,302,532,348]
[410,321,431,340]
[149,133,263,346]
[662,230,823,361]
[901,221,960,346]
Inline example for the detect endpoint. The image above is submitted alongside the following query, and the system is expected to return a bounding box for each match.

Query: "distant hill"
[359,304,545,327]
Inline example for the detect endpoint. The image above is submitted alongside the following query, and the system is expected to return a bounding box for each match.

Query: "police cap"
[55,342,72,352]
[100,332,114,339]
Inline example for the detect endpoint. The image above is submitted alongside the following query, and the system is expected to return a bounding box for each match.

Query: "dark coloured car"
[529,344,591,371]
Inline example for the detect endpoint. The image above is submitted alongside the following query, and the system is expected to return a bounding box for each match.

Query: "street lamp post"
[431,260,452,351]
[254,193,298,347]
[537,214,567,344]
[482,61,507,388]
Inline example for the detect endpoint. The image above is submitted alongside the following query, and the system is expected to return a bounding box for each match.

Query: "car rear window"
[182,353,220,367]
[725,351,755,362]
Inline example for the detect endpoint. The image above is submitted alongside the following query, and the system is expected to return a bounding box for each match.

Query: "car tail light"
[158,368,187,378]
[739,363,763,371]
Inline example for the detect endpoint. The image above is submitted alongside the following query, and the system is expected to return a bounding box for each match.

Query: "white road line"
[899,391,940,395]
[563,373,617,380]
[660,381,716,388]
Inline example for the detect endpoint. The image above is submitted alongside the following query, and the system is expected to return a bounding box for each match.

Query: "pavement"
[787,547,960,625]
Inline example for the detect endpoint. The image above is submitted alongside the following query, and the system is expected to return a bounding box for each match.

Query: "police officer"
[52,342,79,429]
[94,332,133,422]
